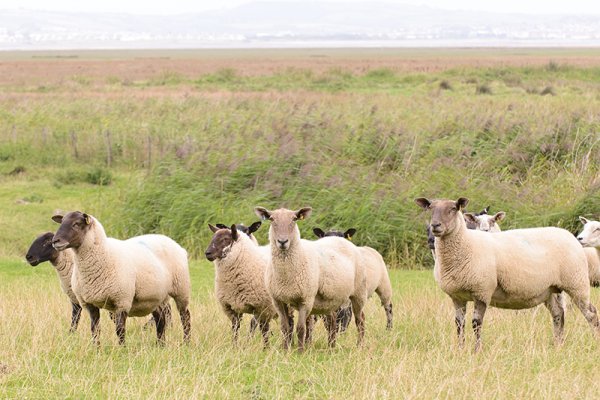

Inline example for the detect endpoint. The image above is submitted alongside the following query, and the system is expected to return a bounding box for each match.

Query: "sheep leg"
[544,293,565,345]
[472,300,487,353]
[249,316,258,335]
[258,318,270,348]
[178,307,191,343]
[70,302,82,333]
[296,306,309,353]
[305,315,315,345]
[273,301,292,350]
[350,297,366,346]
[223,305,242,342]
[152,308,167,345]
[86,304,101,346]
[115,311,128,345]
[375,282,393,330]
[571,295,600,334]
[452,298,467,349]
[325,312,338,348]
[337,304,353,333]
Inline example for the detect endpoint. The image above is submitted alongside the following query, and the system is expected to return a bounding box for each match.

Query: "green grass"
[2,259,600,398]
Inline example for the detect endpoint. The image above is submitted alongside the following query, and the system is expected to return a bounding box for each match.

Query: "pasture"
[1,48,600,398]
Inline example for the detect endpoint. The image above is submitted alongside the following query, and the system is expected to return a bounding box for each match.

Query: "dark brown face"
[52,211,93,251]
[205,224,238,261]
[415,197,469,237]
[25,232,57,266]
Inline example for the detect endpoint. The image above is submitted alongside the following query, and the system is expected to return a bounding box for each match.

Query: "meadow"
[0,48,599,398]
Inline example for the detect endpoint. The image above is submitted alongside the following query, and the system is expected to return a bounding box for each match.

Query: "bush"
[85,167,112,186]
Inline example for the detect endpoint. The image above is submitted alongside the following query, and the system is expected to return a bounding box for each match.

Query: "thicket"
[1,65,599,267]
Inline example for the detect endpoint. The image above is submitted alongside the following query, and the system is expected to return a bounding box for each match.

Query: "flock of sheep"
[24,199,600,353]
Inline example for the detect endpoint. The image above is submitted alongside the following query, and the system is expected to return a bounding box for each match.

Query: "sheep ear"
[494,212,506,222]
[456,197,469,210]
[208,224,219,233]
[579,216,589,225]
[295,207,312,221]
[230,224,238,241]
[83,213,92,225]
[464,213,477,224]
[414,198,431,210]
[215,223,228,230]
[51,214,64,224]
[254,207,271,221]
[344,228,357,240]
[247,221,262,234]
[313,228,325,238]
[481,206,490,215]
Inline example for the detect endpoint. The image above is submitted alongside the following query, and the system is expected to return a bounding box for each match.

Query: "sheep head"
[415,197,469,237]
[205,224,238,261]
[313,228,356,240]
[255,206,311,251]
[577,217,600,248]
[464,212,506,232]
[25,232,58,266]
[51,211,93,251]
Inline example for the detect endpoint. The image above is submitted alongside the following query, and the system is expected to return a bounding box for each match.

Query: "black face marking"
[205,229,234,261]
[26,232,58,266]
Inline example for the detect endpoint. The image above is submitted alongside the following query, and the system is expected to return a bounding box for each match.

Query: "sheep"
[51,211,191,345]
[415,197,600,352]
[215,222,262,245]
[254,206,368,352]
[426,206,504,258]
[205,223,289,347]
[313,227,393,330]
[577,217,600,287]
[25,232,83,332]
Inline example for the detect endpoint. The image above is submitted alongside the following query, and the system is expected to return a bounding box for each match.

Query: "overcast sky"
[6,0,600,15]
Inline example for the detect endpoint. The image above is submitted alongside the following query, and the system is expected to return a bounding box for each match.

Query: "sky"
[5,0,600,15]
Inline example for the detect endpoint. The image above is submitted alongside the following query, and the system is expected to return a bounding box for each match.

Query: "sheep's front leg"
[451,298,467,349]
[350,296,366,346]
[296,305,309,353]
[115,311,128,345]
[152,307,167,345]
[70,302,82,333]
[472,300,487,353]
[273,301,292,350]
[257,318,270,349]
[324,312,338,348]
[305,315,316,345]
[85,304,101,346]
[223,305,242,342]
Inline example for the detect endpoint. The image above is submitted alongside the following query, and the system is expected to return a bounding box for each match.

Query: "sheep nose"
[278,239,288,246]
[25,254,33,261]
[577,236,583,242]
[431,223,441,229]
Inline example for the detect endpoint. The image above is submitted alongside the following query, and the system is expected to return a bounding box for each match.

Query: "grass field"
[1,48,600,398]
[3,259,600,398]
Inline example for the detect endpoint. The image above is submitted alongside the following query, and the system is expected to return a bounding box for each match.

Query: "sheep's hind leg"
[350,296,366,346]
[305,315,315,345]
[86,304,101,346]
[571,295,600,335]
[70,302,82,333]
[452,298,467,349]
[258,318,270,349]
[544,293,565,345]
[115,311,128,345]
[472,300,487,353]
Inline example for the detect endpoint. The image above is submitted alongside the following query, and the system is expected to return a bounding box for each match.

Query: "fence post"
[105,130,112,167]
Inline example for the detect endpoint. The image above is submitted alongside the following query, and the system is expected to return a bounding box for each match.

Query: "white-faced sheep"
[51,212,191,345]
[26,232,82,332]
[205,223,291,347]
[255,207,368,352]
[415,197,600,352]
[577,217,600,287]
[313,228,393,330]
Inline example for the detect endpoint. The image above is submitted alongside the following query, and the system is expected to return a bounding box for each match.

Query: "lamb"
[205,223,290,347]
[51,211,191,345]
[415,197,600,352]
[577,217,600,287]
[26,232,82,332]
[255,206,368,352]
[313,228,393,330]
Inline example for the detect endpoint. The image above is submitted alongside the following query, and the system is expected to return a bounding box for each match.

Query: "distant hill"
[1,2,600,49]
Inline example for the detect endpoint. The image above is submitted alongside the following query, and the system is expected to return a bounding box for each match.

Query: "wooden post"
[70,131,78,159]
[105,130,112,167]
